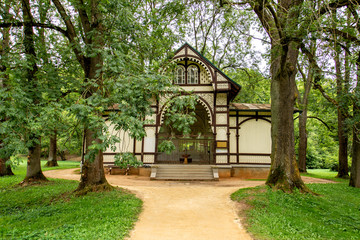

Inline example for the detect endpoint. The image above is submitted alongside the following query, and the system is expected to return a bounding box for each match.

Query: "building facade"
[104,43,272,176]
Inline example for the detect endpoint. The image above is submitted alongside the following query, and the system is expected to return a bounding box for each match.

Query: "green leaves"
[158,140,176,155]
[114,152,143,169]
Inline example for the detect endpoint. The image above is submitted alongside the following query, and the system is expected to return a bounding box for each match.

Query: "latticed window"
[187,66,198,84]
[174,66,185,84]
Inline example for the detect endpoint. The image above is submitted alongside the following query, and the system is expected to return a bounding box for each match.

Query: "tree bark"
[350,54,360,188]
[0,157,14,176]
[298,110,308,172]
[337,111,349,177]
[266,40,308,192]
[77,128,110,192]
[22,136,47,183]
[45,130,58,167]
[350,118,360,188]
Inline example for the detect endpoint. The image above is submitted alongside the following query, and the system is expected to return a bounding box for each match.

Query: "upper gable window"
[175,66,185,84]
[187,66,198,84]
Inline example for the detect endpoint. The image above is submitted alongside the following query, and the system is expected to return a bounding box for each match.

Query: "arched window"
[187,66,198,84]
[174,66,185,84]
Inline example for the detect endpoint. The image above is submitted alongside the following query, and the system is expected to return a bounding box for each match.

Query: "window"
[187,66,198,84]
[175,66,185,84]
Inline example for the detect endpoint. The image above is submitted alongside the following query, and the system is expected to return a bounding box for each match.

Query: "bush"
[114,152,143,169]
[306,152,325,169]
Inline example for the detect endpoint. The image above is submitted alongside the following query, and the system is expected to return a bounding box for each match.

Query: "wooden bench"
[103,161,119,175]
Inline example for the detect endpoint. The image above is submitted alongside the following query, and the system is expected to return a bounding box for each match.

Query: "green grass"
[301,169,349,182]
[0,160,142,239]
[231,183,360,240]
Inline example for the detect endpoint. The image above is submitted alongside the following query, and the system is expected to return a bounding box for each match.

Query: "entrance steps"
[151,165,218,181]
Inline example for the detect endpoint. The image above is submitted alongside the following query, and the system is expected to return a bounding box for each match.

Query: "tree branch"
[323,27,360,45]
[0,21,68,37]
[300,43,339,107]
[294,115,333,130]
[319,0,360,15]
[51,0,85,70]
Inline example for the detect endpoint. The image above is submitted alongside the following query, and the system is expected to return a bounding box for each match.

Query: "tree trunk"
[0,3,13,177]
[350,120,360,188]
[51,0,110,192]
[337,111,349,178]
[45,130,58,167]
[298,110,308,172]
[334,41,349,178]
[0,157,14,176]
[266,41,308,192]
[22,136,47,183]
[349,54,360,188]
[77,128,111,193]
[21,0,47,184]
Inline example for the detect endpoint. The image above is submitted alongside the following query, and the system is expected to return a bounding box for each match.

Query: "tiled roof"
[230,103,271,111]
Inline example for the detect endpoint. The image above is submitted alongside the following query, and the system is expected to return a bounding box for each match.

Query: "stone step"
[151,165,218,181]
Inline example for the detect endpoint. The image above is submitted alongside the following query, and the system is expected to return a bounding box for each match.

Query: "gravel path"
[44,169,334,240]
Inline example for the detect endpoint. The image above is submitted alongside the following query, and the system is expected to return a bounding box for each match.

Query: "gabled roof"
[174,43,241,101]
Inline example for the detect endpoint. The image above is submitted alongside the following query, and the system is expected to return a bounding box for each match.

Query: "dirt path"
[44,169,334,240]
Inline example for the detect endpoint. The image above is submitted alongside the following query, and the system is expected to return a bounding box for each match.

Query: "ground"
[44,169,334,240]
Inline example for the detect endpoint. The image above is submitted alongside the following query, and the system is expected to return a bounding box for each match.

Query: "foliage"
[158,140,176,155]
[228,68,270,103]
[163,95,198,135]
[0,162,142,240]
[114,152,143,169]
[231,183,360,240]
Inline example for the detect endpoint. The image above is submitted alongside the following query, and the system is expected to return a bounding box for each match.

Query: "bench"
[103,161,119,175]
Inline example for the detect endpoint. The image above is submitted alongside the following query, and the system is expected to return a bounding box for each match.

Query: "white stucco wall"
[238,119,271,154]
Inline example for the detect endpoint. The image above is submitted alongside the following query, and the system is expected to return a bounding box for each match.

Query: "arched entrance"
[156,102,214,164]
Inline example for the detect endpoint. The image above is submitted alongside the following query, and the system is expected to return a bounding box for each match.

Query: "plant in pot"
[114,152,143,175]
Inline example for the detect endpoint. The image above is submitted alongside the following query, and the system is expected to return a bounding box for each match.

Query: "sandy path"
[44,169,334,240]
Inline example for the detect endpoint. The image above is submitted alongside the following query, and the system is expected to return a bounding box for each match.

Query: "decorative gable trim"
[173,43,241,101]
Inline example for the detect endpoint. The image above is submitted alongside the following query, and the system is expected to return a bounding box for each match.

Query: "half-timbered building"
[104,43,272,179]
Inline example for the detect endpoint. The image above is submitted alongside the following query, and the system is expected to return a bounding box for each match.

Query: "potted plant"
[114,152,143,175]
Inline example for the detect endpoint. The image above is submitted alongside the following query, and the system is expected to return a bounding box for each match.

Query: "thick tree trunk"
[22,136,47,183]
[350,55,360,188]
[0,157,14,176]
[337,111,349,178]
[266,40,308,192]
[45,130,58,167]
[298,110,308,172]
[350,123,360,188]
[77,128,110,193]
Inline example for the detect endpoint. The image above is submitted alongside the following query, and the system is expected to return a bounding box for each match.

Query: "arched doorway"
[157,102,214,164]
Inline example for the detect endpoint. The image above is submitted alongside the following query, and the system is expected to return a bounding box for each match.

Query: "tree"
[222,0,360,192]
[350,53,360,187]
[296,53,314,173]
[0,2,14,176]
[21,0,47,183]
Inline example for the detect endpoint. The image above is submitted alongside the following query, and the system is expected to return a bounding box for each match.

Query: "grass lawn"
[231,177,360,240]
[301,169,348,182]
[0,160,142,239]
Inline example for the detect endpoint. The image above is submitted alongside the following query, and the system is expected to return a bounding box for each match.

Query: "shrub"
[114,152,143,169]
